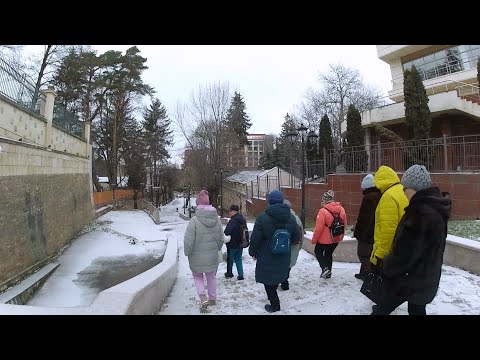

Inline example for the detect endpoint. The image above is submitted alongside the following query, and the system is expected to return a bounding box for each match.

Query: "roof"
[97,176,128,187]
[225,168,276,184]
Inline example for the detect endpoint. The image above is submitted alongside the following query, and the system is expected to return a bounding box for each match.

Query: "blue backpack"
[270,228,291,254]
[266,214,291,254]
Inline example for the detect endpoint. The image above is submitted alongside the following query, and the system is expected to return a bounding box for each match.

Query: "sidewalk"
[159,230,480,315]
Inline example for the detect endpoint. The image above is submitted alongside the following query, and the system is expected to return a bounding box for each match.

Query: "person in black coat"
[249,190,299,313]
[371,165,452,315]
[224,204,247,280]
[353,174,382,280]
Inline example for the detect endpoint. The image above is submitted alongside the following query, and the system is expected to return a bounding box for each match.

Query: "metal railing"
[0,55,45,114]
[325,135,480,173]
[53,104,84,138]
[246,175,280,200]
[391,52,480,87]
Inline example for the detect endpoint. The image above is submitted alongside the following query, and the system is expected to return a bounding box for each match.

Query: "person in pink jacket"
[311,190,347,279]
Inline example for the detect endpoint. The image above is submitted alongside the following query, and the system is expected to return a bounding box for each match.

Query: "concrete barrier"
[89,235,178,315]
[94,205,112,219]
[0,225,179,315]
[302,231,480,275]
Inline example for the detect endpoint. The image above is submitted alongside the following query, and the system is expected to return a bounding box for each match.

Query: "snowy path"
[159,229,480,315]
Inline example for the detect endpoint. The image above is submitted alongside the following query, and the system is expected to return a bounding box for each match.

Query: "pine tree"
[225,91,252,146]
[143,98,173,191]
[319,114,334,155]
[404,65,432,167]
[258,151,274,169]
[319,114,334,173]
[345,105,366,172]
[404,65,431,141]
[345,105,364,147]
[276,113,299,170]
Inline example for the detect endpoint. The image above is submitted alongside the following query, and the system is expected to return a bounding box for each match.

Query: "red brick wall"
[247,173,480,224]
[431,173,480,220]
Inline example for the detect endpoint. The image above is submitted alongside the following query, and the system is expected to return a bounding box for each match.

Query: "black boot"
[265,304,280,313]
[225,259,233,278]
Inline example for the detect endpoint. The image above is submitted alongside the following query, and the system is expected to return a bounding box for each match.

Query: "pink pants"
[192,271,217,301]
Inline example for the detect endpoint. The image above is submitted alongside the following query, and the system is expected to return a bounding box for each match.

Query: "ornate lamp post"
[287,123,318,228]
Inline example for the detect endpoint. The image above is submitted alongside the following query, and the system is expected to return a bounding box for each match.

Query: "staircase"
[461,94,480,105]
[456,82,480,104]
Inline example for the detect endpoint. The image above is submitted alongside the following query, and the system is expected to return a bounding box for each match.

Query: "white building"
[357,45,480,144]
[228,133,274,169]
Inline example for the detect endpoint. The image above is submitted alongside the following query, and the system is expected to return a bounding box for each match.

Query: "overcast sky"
[23,45,392,163]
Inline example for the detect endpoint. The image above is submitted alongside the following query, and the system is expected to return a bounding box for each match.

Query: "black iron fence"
[325,135,480,173]
[0,55,84,139]
[53,104,84,138]
[0,55,45,113]
[242,134,480,201]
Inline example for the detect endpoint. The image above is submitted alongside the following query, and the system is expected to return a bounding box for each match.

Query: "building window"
[402,45,479,81]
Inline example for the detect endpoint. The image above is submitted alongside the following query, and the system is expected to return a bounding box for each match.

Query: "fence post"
[366,143,371,172]
[41,86,56,147]
[266,174,269,194]
[251,181,254,199]
[277,167,280,190]
[377,141,381,169]
[257,176,260,198]
[443,134,448,173]
[323,148,327,182]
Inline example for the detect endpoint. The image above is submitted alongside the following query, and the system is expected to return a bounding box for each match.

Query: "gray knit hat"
[401,165,432,192]
[361,174,375,190]
[322,190,335,203]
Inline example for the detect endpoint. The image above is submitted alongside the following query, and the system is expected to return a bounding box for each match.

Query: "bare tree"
[173,81,232,204]
[300,63,385,149]
[25,45,83,111]
[0,45,24,71]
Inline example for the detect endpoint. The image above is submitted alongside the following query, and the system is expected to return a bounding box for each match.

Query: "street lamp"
[287,123,318,229]
[183,185,187,214]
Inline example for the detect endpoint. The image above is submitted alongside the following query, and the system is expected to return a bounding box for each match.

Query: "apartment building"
[229,133,274,169]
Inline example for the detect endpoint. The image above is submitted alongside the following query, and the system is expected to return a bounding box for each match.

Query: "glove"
[375,256,384,268]
[224,235,231,243]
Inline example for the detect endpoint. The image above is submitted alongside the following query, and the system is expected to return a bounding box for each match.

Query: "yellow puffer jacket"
[370,166,409,265]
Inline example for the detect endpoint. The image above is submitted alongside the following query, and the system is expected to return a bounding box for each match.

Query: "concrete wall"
[0,93,88,158]
[361,91,480,128]
[302,234,480,276]
[0,138,94,285]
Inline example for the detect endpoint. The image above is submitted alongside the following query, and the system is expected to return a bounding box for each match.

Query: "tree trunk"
[92,162,102,192]
[31,45,52,111]
[133,190,138,209]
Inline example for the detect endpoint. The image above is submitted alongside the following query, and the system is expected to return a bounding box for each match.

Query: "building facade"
[361,45,480,138]
[353,45,480,171]
[229,133,274,169]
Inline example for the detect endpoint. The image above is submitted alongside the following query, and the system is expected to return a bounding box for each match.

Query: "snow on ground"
[27,210,167,307]
[19,196,480,314]
[159,218,480,315]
